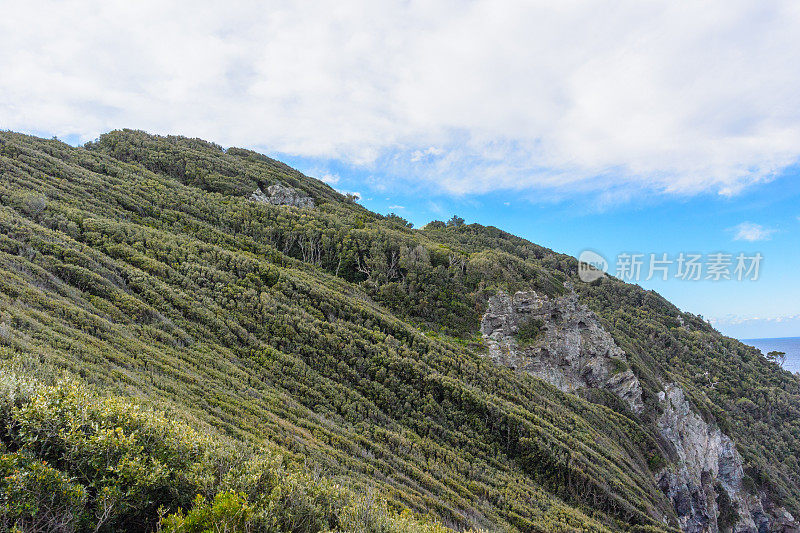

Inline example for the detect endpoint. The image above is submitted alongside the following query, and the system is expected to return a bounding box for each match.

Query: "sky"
[2,1,799,339]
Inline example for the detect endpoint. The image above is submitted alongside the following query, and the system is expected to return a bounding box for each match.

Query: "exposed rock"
[480,290,799,532]
[480,289,644,414]
[250,183,314,208]
[769,505,800,533]
[656,384,797,533]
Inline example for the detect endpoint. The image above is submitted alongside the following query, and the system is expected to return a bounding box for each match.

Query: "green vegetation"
[516,318,544,345]
[609,357,630,375]
[0,371,456,532]
[767,351,787,368]
[714,482,739,531]
[575,280,800,511]
[0,129,797,531]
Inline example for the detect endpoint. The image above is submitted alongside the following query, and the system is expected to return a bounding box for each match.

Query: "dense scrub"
[0,369,456,532]
[0,129,797,531]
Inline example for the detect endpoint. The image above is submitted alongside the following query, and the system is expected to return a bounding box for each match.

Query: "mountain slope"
[0,130,797,532]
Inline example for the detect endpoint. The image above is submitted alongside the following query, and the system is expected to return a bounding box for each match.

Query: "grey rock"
[250,183,314,208]
[480,289,644,414]
[656,384,798,533]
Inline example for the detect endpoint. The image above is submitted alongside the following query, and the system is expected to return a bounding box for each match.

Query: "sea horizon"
[740,336,800,373]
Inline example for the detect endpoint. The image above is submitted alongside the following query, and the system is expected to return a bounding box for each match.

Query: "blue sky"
[3,1,800,338]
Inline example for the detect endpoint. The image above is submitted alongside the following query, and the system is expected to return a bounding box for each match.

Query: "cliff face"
[657,384,775,533]
[250,182,314,207]
[481,290,799,533]
[480,289,644,413]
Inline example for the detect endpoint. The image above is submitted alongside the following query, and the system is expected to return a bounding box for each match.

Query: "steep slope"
[0,130,797,532]
[478,288,791,532]
[1,369,454,533]
[423,222,800,532]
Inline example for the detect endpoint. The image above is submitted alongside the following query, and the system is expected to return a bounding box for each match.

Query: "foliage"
[515,318,544,345]
[0,374,453,533]
[714,482,739,532]
[766,351,786,367]
[415,206,800,513]
[385,213,413,229]
[0,129,796,531]
[0,451,87,532]
[160,492,254,533]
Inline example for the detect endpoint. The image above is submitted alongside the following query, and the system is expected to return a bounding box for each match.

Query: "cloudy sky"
[3,0,800,337]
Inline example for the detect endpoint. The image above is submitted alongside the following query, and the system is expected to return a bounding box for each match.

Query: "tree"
[386,212,413,228]
[446,215,465,228]
[767,351,787,368]
[424,220,446,230]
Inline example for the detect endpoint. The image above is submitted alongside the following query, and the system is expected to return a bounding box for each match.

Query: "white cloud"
[338,190,361,200]
[732,222,776,241]
[427,201,444,214]
[710,313,800,339]
[3,1,800,198]
[388,205,405,210]
[319,173,340,185]
[410,147,444,162]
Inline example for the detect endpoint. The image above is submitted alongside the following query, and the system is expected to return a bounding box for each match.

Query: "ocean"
[740,337,800,373]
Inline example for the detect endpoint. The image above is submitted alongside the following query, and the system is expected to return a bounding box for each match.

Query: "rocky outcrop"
[480,289,799,532]
[657,384,760,532]
[770,507,800,533]
[480,289,644,413]
[656,384,797,533]
[250,183,314,208]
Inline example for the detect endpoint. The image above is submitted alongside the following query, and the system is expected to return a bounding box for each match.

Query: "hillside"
[0,130,798,532]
